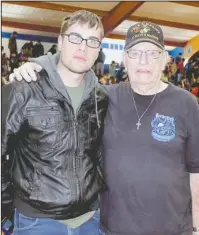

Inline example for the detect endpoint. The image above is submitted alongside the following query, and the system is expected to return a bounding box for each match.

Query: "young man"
[9,21,199,235]
[2,10,108,235]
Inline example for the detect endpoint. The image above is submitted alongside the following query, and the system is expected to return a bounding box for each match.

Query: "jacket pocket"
[29,167,72,206]
[27,107,61,151]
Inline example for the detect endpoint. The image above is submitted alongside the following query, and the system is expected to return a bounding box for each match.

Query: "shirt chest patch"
[151,113,176,142]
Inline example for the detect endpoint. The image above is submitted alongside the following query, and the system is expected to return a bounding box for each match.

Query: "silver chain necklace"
[131,87,158,130]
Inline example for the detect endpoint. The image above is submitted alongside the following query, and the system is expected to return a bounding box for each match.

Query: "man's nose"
[78,39,87,51]
[139,52,148,65]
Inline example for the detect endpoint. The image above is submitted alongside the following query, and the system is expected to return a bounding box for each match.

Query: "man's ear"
[57,35,63,52]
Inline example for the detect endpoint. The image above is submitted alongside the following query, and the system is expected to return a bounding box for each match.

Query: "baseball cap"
[124,21,164,50]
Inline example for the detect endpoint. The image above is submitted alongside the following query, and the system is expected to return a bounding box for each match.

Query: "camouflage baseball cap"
[124,21,164,50]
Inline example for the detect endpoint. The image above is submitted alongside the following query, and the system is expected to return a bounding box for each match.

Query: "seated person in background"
[177,81,183,88]
[9,53,19,73]
[1,76,8,86]
[177,58,185,76]
[168,56,177,82]
[48,44,57,55]
[99,75,108,85]
[191,72,199,103]
[181,77,190,91]
[18,49,31,64]
[32,39,44,58]
[107,76,117,84]
[161,65,169,82]
[2,53,9,76]
[116,62,128,82]
[109,61,117,78]
[21,41,33,58]
[175,52,182,65]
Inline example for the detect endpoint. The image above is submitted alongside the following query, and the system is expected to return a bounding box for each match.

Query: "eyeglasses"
[126,50,163,59]
[62,33,101,48]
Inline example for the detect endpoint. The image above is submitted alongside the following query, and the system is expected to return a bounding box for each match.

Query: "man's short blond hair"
[60,10,104,39]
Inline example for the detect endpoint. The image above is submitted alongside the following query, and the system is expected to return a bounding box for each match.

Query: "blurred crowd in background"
[2,31,57,78]
[2,31,199,103]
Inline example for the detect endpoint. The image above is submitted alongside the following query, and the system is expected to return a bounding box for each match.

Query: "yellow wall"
[184,34,199,59]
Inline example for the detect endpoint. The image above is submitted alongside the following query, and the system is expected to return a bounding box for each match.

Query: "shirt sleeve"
[185,95,199,173]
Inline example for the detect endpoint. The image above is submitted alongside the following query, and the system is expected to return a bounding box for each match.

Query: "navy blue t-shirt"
[100,83,199,235]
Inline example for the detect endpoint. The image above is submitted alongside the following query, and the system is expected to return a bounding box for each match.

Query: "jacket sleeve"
[1,83,24,218]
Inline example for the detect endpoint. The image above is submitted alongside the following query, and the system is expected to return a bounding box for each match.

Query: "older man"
[9,21,199,235]
[99,22,199,235]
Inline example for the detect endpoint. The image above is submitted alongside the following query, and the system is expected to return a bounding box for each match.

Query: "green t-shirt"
[58,81,95,228]
[66,81,85,114]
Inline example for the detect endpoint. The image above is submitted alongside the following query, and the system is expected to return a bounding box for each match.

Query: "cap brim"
[125,38,164,50]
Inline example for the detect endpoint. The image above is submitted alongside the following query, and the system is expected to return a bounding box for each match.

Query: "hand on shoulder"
[9,62,42,83]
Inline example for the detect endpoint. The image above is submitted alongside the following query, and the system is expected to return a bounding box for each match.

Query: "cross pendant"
[136,120,141,130]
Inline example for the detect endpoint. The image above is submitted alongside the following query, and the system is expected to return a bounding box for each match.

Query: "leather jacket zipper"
[61,97,82,203]
[73,115,81,202]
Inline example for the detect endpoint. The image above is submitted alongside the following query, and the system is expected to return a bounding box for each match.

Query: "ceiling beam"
[3,1,107,17]
[2,20,60,34]
[102,1,145,35]
[171,1,199,8]
[128,15,199,31]
[3,1,198,31]
[164,40,187,48]
[106,33,126,40]
[2,20,186,47]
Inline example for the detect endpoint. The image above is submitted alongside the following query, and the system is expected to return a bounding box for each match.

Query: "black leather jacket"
[1,70,108,219]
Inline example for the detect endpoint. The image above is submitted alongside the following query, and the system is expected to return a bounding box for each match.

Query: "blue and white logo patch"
[151,113,176,142]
